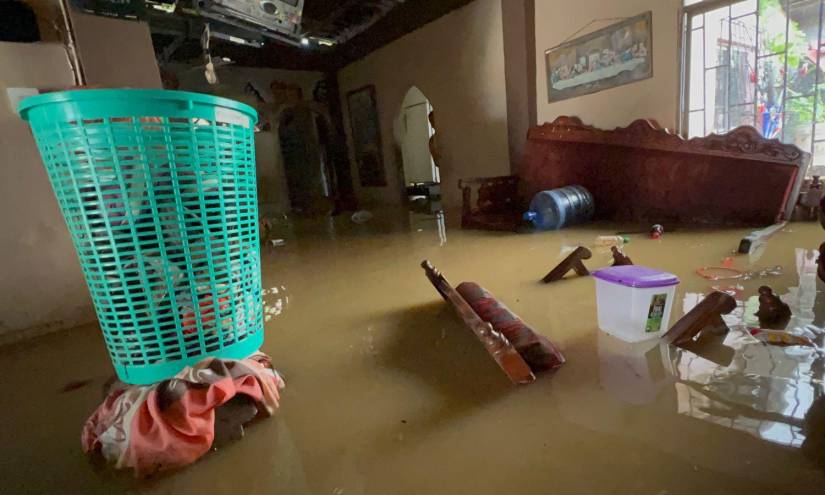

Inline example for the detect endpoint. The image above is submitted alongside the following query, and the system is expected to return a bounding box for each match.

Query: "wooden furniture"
[541,246,592,283]
[663,291,737,346]
[455,282,565,372]
[662,291,738,367]
[421,260,535,385]
[610,246,633,266]
[461,117,810,230]
[541,246,632,284]
[459,175,522,231]
[755,286,791,329]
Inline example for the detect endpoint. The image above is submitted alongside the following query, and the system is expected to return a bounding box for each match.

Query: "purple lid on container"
[592,265,679,288]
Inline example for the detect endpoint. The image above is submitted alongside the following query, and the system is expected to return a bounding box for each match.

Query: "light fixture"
[260,1,279,15]
[300,37,310,46]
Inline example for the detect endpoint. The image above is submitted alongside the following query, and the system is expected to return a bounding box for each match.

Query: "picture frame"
[346,85,387,187]
[545,11,653,103]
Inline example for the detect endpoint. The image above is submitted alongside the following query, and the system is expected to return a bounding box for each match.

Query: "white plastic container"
[592,265,680,343]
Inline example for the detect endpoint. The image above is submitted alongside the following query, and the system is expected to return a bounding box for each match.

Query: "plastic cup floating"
[592,265,680,343]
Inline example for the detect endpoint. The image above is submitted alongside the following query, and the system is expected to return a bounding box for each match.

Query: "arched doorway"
[394,86,441,213]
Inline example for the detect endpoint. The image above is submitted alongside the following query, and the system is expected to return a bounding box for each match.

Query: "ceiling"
[150,0,476,72]
[302,0,405,45]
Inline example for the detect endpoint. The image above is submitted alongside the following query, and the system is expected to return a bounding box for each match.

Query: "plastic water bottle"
[595,235,630,247]
[523,185,594,230]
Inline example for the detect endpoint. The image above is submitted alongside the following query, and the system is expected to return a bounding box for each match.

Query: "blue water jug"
[524,185,595,230]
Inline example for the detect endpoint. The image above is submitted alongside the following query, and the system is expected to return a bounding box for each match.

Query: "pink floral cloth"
[82,352,284,475]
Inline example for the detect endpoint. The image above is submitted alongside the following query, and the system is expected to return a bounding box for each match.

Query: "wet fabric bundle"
[81,352,284,476]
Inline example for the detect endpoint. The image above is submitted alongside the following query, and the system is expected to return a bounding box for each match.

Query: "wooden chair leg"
[662,291,737,346]
[542,246,593,283]
[611,246,633,266]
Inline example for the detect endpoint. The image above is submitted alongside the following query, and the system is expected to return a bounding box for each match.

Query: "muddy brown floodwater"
[3,210,825,494]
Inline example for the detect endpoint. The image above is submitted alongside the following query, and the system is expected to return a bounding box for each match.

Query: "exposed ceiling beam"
[153,0,478,72]
[326,0,476,68]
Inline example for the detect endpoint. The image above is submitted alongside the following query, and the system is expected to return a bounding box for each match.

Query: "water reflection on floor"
[3,210,825,493]
[667,243,825,453]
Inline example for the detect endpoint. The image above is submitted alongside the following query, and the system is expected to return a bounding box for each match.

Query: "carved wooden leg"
[460,184,472,229]
[755,285,792,329]
[542,246,592,283]
[611,246,633,266]
[662,291,737,346]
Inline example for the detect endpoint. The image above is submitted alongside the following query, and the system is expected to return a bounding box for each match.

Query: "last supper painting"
[546,11,653,103]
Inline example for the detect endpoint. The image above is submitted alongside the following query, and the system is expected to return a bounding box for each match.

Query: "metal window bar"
[754,5,761,126]
[703,15,707,135]
[727,5,733,131]
[812,0,824,161]
[780,0,791,141]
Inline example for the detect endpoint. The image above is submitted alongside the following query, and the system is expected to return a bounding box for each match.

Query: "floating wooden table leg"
[662,291,737,346]
[542,246,592,283]
[611,246,633,266]
[421,260,535,385]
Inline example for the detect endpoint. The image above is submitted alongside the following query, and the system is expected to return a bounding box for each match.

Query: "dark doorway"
[278,105,335,214]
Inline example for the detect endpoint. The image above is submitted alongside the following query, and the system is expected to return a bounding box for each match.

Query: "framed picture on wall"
[346,85,387,187]
[545,11,653,103]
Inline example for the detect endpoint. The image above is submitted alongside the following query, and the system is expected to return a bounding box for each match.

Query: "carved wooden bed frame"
[461,116,810,230]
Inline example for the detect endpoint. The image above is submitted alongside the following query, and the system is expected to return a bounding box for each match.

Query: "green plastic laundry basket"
[19,89,264,385]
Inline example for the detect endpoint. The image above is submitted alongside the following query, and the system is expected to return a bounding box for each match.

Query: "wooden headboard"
[518,116,810,226]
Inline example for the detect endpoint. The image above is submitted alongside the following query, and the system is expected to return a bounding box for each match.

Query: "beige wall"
[26,0,65,42]
[170,64,324,216]
[68,7,162,89]
[1,9,163,342]
[535,0,682,130]
[338,0,511,208]
[502,0,537,168]
[0,42,93,343]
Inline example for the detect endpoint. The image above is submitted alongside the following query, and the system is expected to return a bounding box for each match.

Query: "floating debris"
[749,328,815,347]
